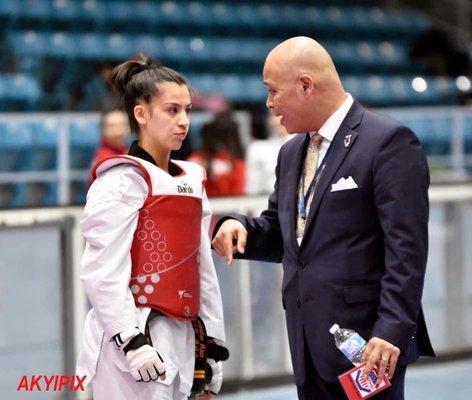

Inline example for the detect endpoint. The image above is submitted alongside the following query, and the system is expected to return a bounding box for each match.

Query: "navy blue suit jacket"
[218,101,434,384]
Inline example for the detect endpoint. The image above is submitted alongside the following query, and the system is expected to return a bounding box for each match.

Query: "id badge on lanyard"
[298,141,333,220]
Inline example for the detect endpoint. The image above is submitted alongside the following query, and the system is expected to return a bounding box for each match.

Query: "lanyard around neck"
[298,139,334,220]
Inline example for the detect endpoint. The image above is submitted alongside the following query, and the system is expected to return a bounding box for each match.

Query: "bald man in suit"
[212,37,434,400]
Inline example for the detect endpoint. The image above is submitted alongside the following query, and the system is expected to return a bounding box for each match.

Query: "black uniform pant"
[297,334,407,400]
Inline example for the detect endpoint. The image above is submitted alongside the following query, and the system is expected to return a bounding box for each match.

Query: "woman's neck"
[138,139,170,172]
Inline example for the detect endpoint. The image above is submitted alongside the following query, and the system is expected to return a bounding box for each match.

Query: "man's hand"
[212,219,247,265]
[362,336,400,384]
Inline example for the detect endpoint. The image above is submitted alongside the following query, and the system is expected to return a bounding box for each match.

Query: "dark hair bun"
[109,53,162,94]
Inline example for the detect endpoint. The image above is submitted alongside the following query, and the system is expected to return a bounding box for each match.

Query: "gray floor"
[220,359,472,400]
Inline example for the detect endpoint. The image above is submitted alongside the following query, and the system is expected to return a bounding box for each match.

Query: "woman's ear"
[134,104,147,127]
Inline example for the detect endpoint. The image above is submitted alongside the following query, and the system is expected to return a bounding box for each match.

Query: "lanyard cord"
[298,140,334,219]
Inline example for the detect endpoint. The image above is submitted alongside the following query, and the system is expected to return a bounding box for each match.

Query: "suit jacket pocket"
[343,282,380,304]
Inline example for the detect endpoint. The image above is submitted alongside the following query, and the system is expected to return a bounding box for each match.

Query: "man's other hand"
[362,336,400,384]
[212,220,247,265]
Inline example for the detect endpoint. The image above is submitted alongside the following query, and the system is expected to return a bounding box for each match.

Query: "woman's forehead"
[155,82,190,103]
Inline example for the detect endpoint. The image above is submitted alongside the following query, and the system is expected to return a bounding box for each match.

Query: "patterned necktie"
[296,132,323,238]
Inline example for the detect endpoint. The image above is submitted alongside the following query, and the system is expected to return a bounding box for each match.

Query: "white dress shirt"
[296,93,354,245]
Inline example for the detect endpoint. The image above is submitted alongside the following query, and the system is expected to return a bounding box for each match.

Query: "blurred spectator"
[246,115,292,195]
[191,90,229,113]
[188,111,246,197]
[88,108,129,182]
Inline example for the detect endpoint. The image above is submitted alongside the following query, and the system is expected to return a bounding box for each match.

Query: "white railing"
[1,106,472,207]
[1,185,471,399]
[0,111,252,206]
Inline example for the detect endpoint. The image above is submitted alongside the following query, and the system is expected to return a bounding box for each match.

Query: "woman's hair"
[109,54,188,134]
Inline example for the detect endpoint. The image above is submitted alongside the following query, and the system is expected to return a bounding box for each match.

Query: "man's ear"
[299,74,314,96]
[134,104,147,126]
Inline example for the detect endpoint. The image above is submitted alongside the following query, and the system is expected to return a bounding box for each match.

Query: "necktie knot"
[308,132,323,151]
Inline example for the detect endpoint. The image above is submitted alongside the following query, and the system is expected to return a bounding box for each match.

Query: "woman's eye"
[169,108,177,114]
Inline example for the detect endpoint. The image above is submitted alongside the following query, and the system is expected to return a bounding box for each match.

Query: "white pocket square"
[331,176,358,192]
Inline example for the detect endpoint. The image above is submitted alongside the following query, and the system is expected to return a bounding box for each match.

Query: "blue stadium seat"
[392,114,451,156]
[187,74,217,94]
[0,0,21,20]
[24,181,58,206]
[323,6,351,30]
[0,120,33,171]
[105,34,134,60]
[135,35,161,57]
[211,2,242,29]
[132,1,160,29]
[218,75,245,102]
[464,115,472,156]
[159,1,185,25]
[76,34,108,60]
[10,31,47,57]
[326,41,410,73]
[19,0,51,23]
[50,0,80,23]
[104,0,134,25]
[186,2,215,28]
[47,32,77,58]
[245,75,267,103]
[75,33,108,60]
[0,183,28,208]
[77,0,107,28]
[69,118,100,169]
[387,77,411,103]
[161,36,190,63]
[342,76,362,96]
[377,42,409,69]
[426,116,452,155]
[39,181,58,206]
[187,37,212,63]
[0,74,42,110]
[30,118,60,170]
[363,75,390,104]
[432,77,458,103]
[8,31,46,74]
[71,180,88,204]
[211,39,242,63]
[254,4,284,29]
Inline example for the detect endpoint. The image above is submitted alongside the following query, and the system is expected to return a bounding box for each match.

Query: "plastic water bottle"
[329,323,366,366]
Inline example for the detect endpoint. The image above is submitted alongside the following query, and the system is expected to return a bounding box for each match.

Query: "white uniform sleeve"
[80,165,148,339]
[198,190,226,342]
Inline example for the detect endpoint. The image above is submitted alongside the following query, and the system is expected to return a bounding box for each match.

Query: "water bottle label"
[339,333,366,361]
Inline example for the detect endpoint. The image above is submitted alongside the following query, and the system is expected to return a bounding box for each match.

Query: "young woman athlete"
[76,55,227,400]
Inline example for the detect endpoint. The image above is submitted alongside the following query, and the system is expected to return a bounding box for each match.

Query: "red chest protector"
[92,155,204,320]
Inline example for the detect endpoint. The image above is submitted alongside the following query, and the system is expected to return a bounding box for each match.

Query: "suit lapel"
[287,134,310,250]
[301,101,364,244]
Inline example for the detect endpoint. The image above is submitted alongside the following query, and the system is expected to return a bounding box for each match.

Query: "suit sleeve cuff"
[371,320,415,352]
